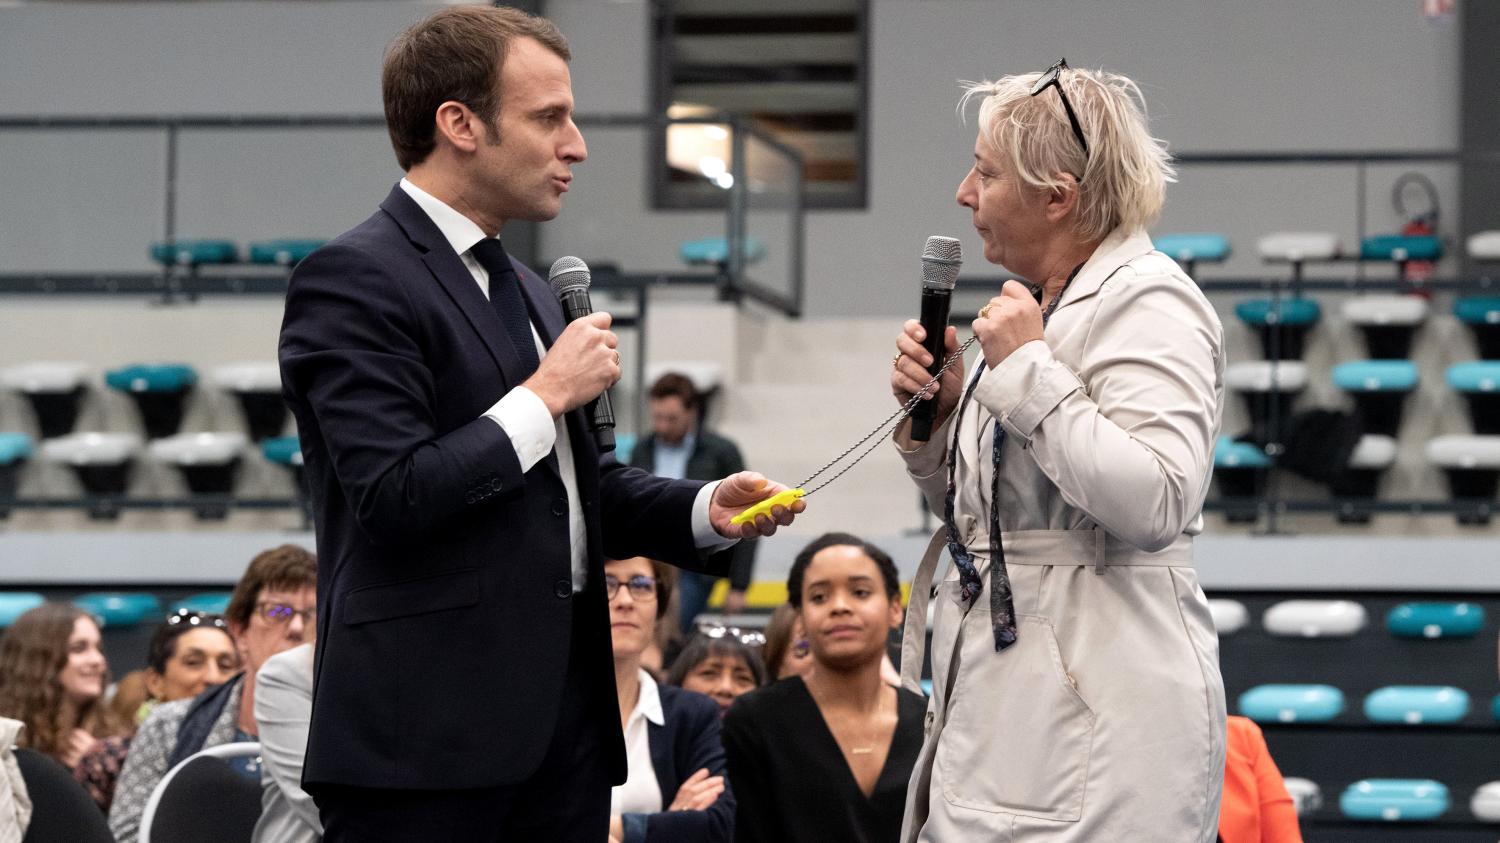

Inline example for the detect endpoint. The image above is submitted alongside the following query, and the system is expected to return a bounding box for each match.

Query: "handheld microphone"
[908,236,963,441]
[548,256,616,453]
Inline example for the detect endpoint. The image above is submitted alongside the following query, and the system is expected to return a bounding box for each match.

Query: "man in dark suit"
[630,372,757,629]
[277,7,802,841]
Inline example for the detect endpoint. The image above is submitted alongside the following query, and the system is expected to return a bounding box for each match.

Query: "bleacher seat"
[1263,599,1367,638]
[1238,684,1345,724]
[1233,298,1321,361]
[679,236,766,267]
[1339,779,1449,822]
[1454,297,1500,360]
[247,239,325,266]
[1386,601,1485,639]
[1472,781,1500,822]
[149,432,249,519]
[1332,361,1417,437]
[1426,435,1500,525]
[1468,230,1500,262]
[1283,778,1323,817]
[1212,435,1270,524]
[1207,598,1249,635]
[1492,694,1500,723]
[0,592,45,628]
[1225,361,1307,447]
[0,432,33,518]
[1330,434,1397,524]
[1152,232,1230,276]
[1258,231,1341,265]
[1359,234,1443,264]
[170,592,233,615]
[212,363,286,442]
[104,363,198,439]
[40,432,142,518]
[1341,295,1429,360]
[1447,361,1500,434]
[73,592,163,629]
[1,361,89,438]
[1363,686,1470,725]
[149,239,239,267]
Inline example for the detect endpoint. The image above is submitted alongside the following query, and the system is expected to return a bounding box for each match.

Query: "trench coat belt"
[898,527,1195,696]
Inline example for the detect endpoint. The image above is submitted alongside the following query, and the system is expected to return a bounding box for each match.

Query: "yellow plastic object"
[729,488,806,527]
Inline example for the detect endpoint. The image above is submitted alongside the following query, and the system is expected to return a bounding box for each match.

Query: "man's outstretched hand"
[709,471,807,539]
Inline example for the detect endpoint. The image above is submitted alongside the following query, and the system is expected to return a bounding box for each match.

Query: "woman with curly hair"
[0,602,124,771]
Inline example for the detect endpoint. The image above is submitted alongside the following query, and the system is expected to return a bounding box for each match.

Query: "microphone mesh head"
[921,236,963,291]
[548,256,591,295]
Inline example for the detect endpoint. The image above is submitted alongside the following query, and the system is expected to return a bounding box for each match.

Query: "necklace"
[807,677,890,756]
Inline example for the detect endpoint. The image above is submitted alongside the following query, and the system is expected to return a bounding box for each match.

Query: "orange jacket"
[1219,716,1303,843]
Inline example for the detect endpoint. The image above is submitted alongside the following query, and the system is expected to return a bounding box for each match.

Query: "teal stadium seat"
[1152,233,1230,275]
[1446,362,1500,434]
[1363,686,1470,725]
[679,236,766,267]
[1387,602,1485,639]
[1,362,89,439]
[1331,361,1418,437]
[0,593,45,628]
[149,240,239,267]
[261,436,302,468]
[1340,779,1449,822]
[614,432,637,465]
[1359,234,1443,263]
[1454,297,1500,359]
[1234,299,1321,360]
[248,239,326,266]
[0,432,33,518]
[1239,684,1345,724]
[73,592,163,629]
[105,364,198,439]
[171,592,233,615]
[1212,435,1270,524]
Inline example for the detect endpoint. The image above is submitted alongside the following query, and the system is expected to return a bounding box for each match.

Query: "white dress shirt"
[398,179,732,590]
[609,669,665,815]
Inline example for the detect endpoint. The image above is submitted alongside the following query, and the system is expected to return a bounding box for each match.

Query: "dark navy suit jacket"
[278,185,724,790]
[620,684,734,843]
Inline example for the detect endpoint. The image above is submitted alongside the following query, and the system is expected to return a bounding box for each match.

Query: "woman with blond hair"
[0,602,124,772]
[890,61,1226,841]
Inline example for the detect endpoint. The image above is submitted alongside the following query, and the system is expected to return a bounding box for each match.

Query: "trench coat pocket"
[342,567,481,625]
[936,613,1095,821]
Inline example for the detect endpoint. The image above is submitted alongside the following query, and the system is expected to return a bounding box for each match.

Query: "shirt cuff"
[482,386,557,473]
[693,480,738,552]
[974,339,1083,443]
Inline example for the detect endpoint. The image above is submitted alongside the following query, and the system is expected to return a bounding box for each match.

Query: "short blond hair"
[959,67,1175,241]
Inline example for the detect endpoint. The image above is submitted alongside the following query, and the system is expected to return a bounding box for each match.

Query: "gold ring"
[979,303,994,319]
[893,353,902,369]
[613,351,621,366]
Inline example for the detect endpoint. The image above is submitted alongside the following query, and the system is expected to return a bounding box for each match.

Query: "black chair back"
[147,755,262,843]
[13,748,113,843]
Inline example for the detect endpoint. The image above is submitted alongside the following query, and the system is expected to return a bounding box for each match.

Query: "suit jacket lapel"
[378,185,533,391]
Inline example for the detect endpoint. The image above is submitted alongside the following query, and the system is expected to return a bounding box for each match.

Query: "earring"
[793,638,810,658]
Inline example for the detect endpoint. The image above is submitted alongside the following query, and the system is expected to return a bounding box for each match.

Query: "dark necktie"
[470,238,540,378]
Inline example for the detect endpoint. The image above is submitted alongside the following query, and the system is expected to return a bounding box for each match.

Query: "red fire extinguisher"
[1394,172,1439,285]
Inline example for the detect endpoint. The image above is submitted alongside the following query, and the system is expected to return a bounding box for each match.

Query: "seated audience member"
[1220,715,1302,842]
[0,603,123,773]
[107,671,151,730]
[76,611,238,812]
[722,533,924,843]
[666,632,766,719]
[253,642,319,843]
[608,557,734,843]
[110,545,316,843]
[762,604,812,681]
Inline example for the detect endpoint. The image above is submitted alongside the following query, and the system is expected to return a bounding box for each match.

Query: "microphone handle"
[908,287,951,442]
[557,288,617,453]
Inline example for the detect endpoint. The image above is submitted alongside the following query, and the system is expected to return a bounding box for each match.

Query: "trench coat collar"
[1051,227,1158,313]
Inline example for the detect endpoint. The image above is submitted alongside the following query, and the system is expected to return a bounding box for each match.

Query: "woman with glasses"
[110,545,317,843]
[722,533,925,843]
[0,603,125,773]
[889,62,1225,842]
[74,610,238,812]
[607,557,735,843]
[666,627,767,718]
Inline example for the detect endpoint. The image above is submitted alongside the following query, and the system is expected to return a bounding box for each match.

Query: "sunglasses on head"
[1030,58,1089,161]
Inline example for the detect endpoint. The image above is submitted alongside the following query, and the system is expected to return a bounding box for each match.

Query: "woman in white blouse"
[607,557,734,843]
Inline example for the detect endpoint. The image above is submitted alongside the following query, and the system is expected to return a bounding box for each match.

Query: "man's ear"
[433,100,482,155]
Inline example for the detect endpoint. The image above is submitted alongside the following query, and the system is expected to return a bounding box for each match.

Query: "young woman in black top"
[722,533,926,843]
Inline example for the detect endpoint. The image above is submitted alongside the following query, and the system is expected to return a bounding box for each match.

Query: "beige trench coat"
[896,228,1227,842]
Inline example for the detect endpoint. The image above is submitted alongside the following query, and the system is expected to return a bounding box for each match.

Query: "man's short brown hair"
[648,372,699,410]
[382,5,571,171]
[225,544,318,629]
